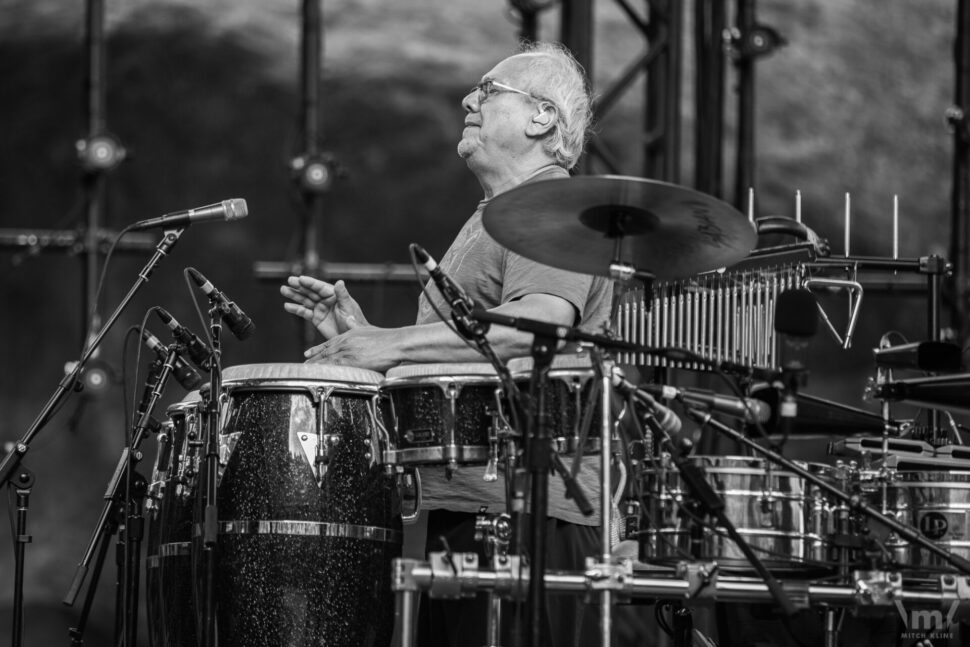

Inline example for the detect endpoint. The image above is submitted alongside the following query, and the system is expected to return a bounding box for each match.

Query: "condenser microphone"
[155,307,211,370]
[610,367,682,436]
[411,243,475,314]
[187,268,256,340]
[130,199,248,231]
[642,384,771,424]
[774,288,819,435]
[141,329,203,390]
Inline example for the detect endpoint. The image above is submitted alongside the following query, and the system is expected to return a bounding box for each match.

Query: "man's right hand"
[280,275,369,339]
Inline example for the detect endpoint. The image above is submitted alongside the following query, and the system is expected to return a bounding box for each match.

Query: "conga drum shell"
[147,390,204,647]
[381,362,501,466]
[203,363,402,647]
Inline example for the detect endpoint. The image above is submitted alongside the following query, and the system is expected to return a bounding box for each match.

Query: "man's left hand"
[304,326,399,373]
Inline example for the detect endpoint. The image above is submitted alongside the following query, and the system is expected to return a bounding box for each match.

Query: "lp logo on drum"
[919,512,949,540]
[894,599,958,641]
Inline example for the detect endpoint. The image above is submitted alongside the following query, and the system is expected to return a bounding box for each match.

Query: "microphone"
[642,384,771,424]
[187,268,255,340]
[130,199,248,231]
[155,307,211,371]
[411,244,474,315]
[610,367,682,436]
[774,288,819,435]
[141,329,203,390]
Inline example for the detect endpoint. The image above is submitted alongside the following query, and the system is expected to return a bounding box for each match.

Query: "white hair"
[515,42,593,169]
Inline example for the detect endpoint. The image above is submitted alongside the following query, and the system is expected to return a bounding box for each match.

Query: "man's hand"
[304,326,399,373]
[280,275,369,340]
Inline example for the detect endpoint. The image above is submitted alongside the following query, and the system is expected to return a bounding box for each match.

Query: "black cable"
[407,245,483,357]
[86,223,138,351]
[654,601,674,637]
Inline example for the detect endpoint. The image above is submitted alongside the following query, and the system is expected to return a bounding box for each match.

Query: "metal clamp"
[676,561,719,599]
[853,570,902,607]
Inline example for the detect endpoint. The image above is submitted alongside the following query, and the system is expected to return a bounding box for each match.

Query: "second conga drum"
[507,353,604,454]
[200,363,402,647]
[146,391,204,647]
[380,362,503,468]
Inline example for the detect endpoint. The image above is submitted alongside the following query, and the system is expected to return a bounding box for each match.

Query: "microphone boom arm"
[0,227,185,491]
[686,406,970,576]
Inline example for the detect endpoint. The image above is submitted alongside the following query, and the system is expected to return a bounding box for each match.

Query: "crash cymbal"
[482,175,757,280]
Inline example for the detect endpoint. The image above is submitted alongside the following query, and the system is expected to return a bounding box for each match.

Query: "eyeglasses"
[473,79,544,105]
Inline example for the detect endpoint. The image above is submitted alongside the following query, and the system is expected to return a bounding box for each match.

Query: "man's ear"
[526,102,558,137]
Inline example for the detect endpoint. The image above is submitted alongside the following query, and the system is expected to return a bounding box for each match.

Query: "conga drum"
[146,391,204,647]
[199,363,402,647]
[380,362,503,468]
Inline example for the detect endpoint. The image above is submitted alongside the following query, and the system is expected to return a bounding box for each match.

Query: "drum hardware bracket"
[938,573,970,622]
[676,560,718,600]
[584,558,634,603]
[852,570,903,608]
[475,509,514,647]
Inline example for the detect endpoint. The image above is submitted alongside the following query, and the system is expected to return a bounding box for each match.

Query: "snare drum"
[641,455,834,573]
[202,363,402,647]
[380,363,503,466]
[146,391,204,647]
[507,353,604,454]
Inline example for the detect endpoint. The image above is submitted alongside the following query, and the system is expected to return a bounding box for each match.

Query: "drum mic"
[130,198,248,231]
[610,367,682,436]
[642,384,771,425]
[774,288,820,436]
[155,307,211,371]
[187,268,256,340]
[411,243,475,315]
[141,329,203,390]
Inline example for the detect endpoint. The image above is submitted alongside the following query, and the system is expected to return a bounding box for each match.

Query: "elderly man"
[281,42,611,646]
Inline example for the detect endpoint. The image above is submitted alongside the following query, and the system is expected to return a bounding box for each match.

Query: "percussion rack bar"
[390,556,970,628]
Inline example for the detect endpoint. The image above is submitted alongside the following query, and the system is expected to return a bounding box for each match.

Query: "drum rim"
[220,362,384,385]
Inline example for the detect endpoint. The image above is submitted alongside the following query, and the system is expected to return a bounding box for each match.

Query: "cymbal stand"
[685,406,970,576]
[199,304,223,647]
[64,344,181,646]
[589,350,618,647]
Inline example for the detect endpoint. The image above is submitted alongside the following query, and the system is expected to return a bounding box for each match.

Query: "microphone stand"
[64,344,180,647]
[685,406,970,576]
[0,227,183,646]
[0,227,184,490]
[452,309,593,647]
[199,301,222,647]
[658,430,797,619]
[9,466,34,647]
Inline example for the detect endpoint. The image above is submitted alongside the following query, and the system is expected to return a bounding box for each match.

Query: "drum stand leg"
[475,511,513,647]
[822,607,842,647]
[394,587,418,647]
[484,591,503,647]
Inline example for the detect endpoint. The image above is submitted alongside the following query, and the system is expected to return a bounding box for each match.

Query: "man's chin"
[456,139,477,159]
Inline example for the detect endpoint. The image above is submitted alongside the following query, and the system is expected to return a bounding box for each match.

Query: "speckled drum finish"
[146,392,203,647]
[641,455,834,574]
[204,363,402,647]
[507,354,603,454]
[380,363,502,466]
